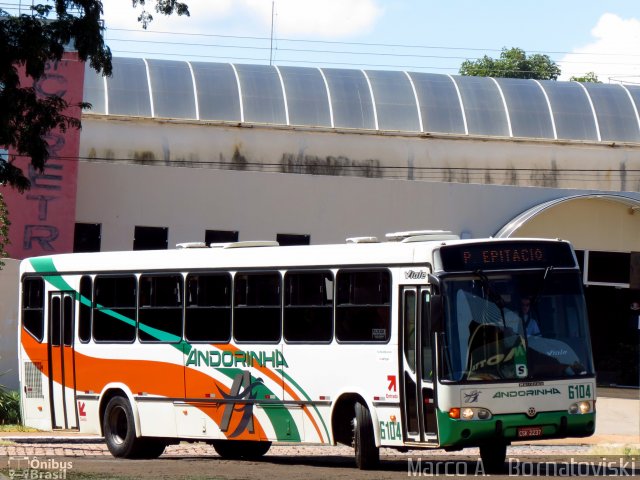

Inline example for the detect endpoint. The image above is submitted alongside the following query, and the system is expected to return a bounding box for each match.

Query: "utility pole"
[269,1,275,65]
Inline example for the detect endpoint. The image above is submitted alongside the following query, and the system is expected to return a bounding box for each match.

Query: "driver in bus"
[501,294,541,337]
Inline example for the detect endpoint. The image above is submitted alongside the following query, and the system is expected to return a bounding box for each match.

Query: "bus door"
[400,287,437,443]
[48,292,78,429]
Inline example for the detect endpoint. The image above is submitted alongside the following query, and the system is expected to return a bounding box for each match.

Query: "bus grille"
[23,362,43,398]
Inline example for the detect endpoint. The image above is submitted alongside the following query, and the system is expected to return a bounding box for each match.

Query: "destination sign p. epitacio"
[439,241,577,272]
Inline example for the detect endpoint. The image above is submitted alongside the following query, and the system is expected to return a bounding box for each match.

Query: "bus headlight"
[461,408,474,420]
[457,407,492,421]
[569,401,592,414]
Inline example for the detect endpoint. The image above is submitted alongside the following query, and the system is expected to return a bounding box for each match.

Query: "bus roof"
[19,237,574,276]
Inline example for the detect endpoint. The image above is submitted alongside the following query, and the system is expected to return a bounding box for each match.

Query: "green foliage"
[0,365,20,425]
[0,1,190,191]
[459,47,561,80]
[570,72,602,83]
[0,389,21,425]
[0,192,8,269]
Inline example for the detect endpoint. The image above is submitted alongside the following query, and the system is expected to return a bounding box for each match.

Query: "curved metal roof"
[494,193,640,238]
[83,57,640,143]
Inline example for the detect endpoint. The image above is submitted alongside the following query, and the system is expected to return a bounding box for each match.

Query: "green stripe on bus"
[218,367,301,442]
[279,368,331,442]
[30,258,190,352]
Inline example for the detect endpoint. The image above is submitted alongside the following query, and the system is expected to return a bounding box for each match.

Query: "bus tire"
[103,395,143,458]
[212,440,272,459]
[480,443,507,473]
[353,402,379,470]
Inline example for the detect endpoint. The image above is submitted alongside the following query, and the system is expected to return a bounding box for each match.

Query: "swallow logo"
[464,390,481,403]
[218,371,264,438]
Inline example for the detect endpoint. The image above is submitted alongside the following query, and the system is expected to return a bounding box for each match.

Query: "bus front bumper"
[436,409,595,448]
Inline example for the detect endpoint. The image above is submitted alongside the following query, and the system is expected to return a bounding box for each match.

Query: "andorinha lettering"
[493,387,561,398]
[463,247,545,265]
[186,348,289,369]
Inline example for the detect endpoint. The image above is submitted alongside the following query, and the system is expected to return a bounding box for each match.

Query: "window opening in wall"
[276,233,310,246]
[134,226,168,250]
[74,223,101,252]
[587,251,630,284]
[205,230,239,244]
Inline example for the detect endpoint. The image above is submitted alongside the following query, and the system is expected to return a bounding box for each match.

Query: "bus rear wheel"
[353,402,379,470]
[103,395,165,459]
[212,440,272,459]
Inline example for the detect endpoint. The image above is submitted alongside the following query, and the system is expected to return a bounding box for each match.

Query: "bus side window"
[421,290,433,381]
[138,274,184,342]
[284,271,333,343]
[93,275,136,342]
[234,272,281,343]
[185,273,231,343]
[336,269,390,342]
[78,275,92,343]
[22,277,45,341]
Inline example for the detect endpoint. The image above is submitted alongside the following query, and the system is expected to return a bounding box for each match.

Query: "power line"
[8,153,640,185]
[105,37,640,69]
[107,27,640,59]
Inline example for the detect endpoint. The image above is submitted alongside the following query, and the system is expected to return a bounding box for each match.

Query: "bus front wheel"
[353,402,379,470]
[103,395,165,459]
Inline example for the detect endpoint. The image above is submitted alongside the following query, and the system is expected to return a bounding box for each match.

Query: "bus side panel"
[282,343,403,447]
[20,333,52,431]
[74,343,186,437]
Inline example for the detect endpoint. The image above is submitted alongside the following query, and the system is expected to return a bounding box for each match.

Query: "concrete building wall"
[0,259,20,391]
[75,160,626,251]
[514,198,640,252]
[80,115,640,193]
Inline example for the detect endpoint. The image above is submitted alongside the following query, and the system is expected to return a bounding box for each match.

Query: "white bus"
[18,232,595,470]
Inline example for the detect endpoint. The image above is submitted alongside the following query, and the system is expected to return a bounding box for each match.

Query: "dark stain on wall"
[133,151,156,164]
[281,152,382,178]
[531,159,559,187]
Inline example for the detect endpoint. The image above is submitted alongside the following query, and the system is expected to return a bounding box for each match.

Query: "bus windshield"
[440,270,594,382]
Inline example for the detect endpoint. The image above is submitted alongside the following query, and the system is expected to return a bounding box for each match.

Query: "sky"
[5,0,640,82]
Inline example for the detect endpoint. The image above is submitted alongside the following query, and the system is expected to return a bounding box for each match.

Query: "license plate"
[517,426,543,438]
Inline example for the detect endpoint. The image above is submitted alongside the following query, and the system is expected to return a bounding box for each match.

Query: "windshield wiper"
[473,269,505,308]
[531,266,554,307]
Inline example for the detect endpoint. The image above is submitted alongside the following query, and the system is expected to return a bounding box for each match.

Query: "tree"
[459,47,561,80]
[0,193,8,268]
[570,72,602,83]
[0,1,190,192]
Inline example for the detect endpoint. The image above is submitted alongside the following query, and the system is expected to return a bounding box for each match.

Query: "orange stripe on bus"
[22,334,266,441]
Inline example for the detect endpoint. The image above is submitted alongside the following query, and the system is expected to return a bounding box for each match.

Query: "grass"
[588,445,640,457]
[0,424,39,432]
